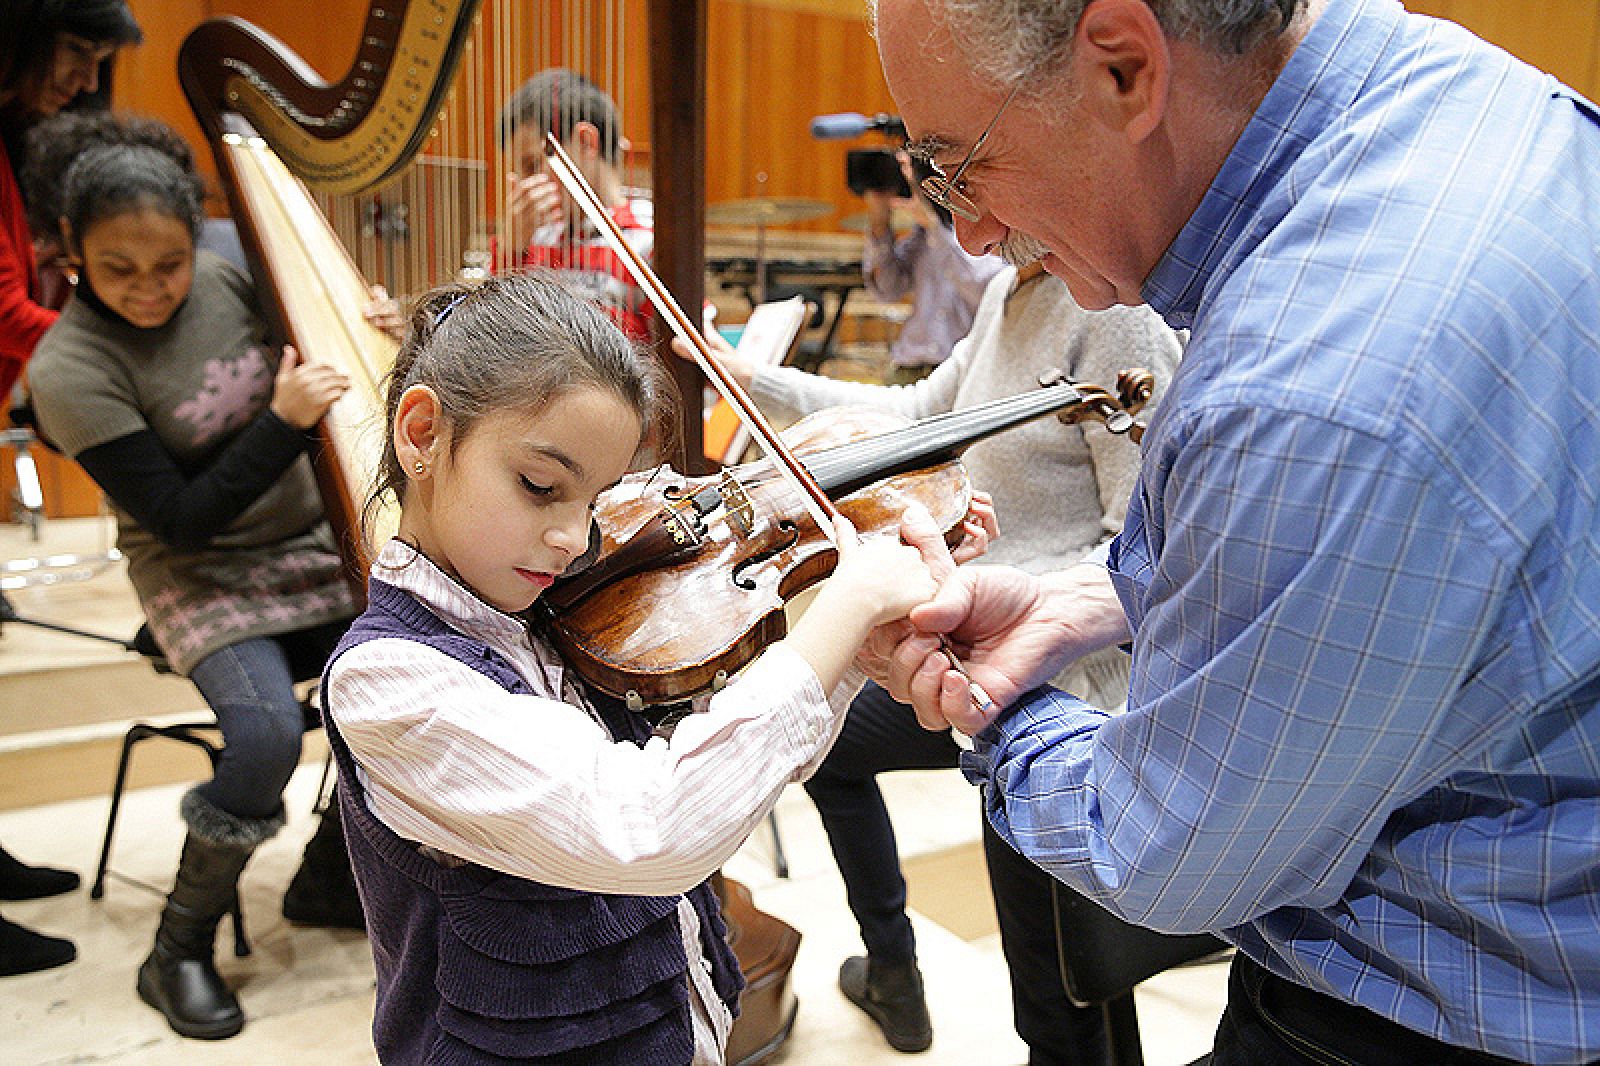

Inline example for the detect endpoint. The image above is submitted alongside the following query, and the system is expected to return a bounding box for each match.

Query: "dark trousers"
[187,619,348,820]
[1213,954,1542,1066]
[804,682,1110,1066]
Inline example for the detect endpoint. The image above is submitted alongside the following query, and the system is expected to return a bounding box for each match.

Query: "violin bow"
[543,133,839,541]
[543,133,995,719]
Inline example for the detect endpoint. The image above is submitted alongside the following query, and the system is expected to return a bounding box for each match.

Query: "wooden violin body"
[540,406,971,705]
[536,373,1153,706]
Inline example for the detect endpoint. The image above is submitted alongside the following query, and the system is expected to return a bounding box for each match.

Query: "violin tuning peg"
[1103,410,1134,435]
[1116,369,1155,415]
[1037,368,1068,388]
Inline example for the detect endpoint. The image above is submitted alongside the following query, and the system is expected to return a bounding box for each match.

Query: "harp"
[177,3,792,1061]
[177,0,712,575]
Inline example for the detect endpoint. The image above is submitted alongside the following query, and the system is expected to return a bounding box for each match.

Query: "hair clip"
[433,291,471,326]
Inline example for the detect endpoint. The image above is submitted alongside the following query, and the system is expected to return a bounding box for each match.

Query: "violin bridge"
[719,471,755,536]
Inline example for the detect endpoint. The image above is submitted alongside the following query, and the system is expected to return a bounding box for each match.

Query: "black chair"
[1052,881,1229,1066]
[89,624,328,957]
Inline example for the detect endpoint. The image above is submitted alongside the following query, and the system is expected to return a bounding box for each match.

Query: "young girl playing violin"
[28,138,395,1040]
[321,271,941,1065]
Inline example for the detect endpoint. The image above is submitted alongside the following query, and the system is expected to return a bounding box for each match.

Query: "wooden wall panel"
[1404,2,1600,102]
[117,1,210,187]
[707,0,893,230]
[113,1,892,235]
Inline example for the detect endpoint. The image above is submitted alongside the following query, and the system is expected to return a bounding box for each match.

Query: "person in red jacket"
[0,0,140,980]
[0,0,141,403]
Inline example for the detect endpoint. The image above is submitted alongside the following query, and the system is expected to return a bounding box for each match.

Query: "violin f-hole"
[731,521,800,590]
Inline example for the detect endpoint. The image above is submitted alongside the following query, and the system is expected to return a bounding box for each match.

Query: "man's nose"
[953,211,1007,259]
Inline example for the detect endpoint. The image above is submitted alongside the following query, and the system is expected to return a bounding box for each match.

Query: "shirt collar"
[1142,0,1398,329]
[374,538,531,647]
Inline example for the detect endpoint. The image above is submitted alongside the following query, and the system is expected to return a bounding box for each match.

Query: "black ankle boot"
[0,845,79,901]
[0,913,76,976]
[281,790,365,931]
[839,954,933,1053]
[137,791,281,1040]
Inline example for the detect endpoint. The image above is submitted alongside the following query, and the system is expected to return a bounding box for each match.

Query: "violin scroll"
[1037,366,1153,443]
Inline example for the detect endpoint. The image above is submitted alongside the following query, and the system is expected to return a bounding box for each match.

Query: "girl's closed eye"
[519,474,555,497]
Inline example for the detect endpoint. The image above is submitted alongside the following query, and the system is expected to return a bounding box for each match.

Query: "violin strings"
[542,133,840,539]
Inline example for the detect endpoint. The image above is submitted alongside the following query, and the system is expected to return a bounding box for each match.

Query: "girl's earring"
[413,460,426,475]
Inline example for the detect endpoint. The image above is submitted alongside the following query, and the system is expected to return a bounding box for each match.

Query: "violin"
[534,373,1153,707]
[537,132,1151,709]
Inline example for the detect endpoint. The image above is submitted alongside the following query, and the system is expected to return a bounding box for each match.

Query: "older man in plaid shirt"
[869,0,1600,1063]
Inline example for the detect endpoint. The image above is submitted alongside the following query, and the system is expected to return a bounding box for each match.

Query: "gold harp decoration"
[180,4,483,195]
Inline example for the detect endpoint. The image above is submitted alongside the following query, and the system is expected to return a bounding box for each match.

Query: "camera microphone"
[809,112,908,140]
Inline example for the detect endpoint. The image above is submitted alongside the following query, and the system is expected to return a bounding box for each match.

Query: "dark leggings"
[804,681,1110,1066]
[186,619,348,821]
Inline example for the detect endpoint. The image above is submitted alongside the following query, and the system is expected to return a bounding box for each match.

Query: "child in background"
[27,139,389,1040]
[322,271,942,1064]
[497,68,654,343]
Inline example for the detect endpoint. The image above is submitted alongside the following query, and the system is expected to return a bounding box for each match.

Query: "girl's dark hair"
[60,142,206,247]
[22,111,196,238]
[364,271,680,539]
[2,0,143,95]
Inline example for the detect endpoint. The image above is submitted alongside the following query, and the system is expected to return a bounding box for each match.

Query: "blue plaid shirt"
[964,0,1600,1060]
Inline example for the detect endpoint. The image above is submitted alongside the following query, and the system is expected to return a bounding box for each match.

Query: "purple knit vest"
[322,577,743,1064]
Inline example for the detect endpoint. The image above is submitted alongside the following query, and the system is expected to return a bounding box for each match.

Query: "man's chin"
[1041,256,1123,310]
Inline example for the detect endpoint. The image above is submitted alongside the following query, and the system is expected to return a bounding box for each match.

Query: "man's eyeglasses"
[919,82,1023,223]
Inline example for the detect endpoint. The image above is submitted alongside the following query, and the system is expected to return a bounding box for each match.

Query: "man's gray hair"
[874,1,1307,84]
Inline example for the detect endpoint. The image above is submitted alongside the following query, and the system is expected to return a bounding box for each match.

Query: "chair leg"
[93,723,223,903]
[92,724,151,899]
[312,748,334,816]
[767,811,789,879]
[229,897,251,957]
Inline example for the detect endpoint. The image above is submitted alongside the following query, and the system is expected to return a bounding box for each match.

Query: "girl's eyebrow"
[94,250,189,263]
[523,442,585,480]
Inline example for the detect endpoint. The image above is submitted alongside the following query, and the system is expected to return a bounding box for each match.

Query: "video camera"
[845,149,912,198]
[812,109,946,221]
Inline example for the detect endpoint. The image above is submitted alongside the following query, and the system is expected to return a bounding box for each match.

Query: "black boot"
[136,789,281,1040]
[0,913,76,976]
[0,844,79,901]
[281,790,364,931]
[839,954,933,1053]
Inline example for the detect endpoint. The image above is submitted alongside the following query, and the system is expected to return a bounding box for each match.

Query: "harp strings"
[319,1,630,307]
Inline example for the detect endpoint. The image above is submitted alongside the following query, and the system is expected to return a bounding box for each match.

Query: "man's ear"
[1074,0,1170,143]
[393,384,443,479]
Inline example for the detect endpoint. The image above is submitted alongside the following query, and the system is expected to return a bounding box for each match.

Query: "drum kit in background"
[706,195,834,304]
